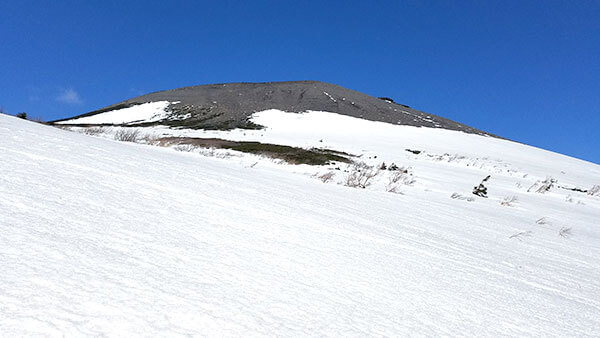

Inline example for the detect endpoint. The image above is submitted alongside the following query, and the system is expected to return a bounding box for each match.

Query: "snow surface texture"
[2,113,600,336]
[55,101,174,125]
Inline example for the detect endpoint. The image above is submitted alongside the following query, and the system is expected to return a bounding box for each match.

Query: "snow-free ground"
[1,113,600,336]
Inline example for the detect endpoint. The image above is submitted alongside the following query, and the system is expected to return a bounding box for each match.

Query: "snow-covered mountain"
[2,83,600,336]
[52,81,494,136]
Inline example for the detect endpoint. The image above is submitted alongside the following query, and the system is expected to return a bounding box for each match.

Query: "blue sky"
[1,1,599,163]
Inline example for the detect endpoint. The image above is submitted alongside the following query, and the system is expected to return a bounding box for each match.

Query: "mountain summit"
[53,81,493,136]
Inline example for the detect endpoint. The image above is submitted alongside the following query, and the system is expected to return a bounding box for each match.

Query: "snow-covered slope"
[54,101,176,125]
[148,109,600,185]
[1,114,600,336]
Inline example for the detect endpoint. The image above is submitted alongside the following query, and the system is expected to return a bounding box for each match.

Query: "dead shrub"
[345,162,379,188]
[141,134,161,145]
[82,127,105,136]
[173,144,196,152]
[528,176,556,193]
[509,231,532,241]
[385,168,415,193]
[500,195,518,206]
[451,193,475,202]
[114,129,140,142]
[317,171,335,183]
[559,227,572,238]
[535,217,550,225]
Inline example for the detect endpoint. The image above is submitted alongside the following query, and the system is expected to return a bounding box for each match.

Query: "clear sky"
[1,1,599,163]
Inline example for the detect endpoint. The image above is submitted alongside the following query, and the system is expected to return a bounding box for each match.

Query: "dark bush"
[473,175,491,198]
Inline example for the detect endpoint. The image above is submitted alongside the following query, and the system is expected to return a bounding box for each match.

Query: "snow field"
[1,114,599,336]
[55,101,175,125]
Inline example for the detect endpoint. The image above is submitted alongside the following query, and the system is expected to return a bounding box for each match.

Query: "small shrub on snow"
[588,185,600,196]
[114,129,140,142]
[82,127,105,136]
[535,217,550,225]
[509,230,532,241]
[317,171,335,183]
[451,193,475,202]
[527,176,556,194]
[559,227,573,238]
[500,195,518,206]
[195,148,235,159]
[385,168,415,193]
[388,163,401,171]
[345,162,379,189]
[386,185,402,194]
[173,144,196,152]
[141,134,161,146]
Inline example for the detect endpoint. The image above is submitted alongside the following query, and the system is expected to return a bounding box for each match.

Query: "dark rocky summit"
[53,81,495,136]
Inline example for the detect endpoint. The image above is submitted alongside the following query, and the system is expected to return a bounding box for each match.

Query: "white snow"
[143,110,600,187]
[1,113,600,336]
[323,91,337,103]
[55,101,175,125]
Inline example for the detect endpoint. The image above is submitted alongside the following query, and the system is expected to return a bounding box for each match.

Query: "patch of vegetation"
[81,127,105,136]
[168,116,263,130]
[159,137,351,165]
[405,149,422,155]
[224,142,350,165]
[114,129,140,142]
[473,175,491,198]
[557,185,588,193]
